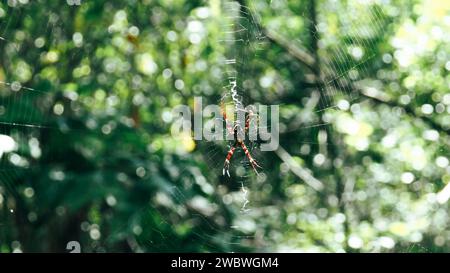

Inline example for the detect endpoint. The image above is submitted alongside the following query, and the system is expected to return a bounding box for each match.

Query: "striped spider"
[221,102,261,177]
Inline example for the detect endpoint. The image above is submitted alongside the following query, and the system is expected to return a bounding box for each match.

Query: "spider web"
[200,0,439,253]
[0,0,440,253]
[199,0,267,219]
[197,0,358,250]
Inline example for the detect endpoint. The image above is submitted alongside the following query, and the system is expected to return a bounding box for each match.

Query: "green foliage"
[0,0,448,253]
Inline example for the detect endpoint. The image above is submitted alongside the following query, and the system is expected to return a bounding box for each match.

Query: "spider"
[221,101,261,177]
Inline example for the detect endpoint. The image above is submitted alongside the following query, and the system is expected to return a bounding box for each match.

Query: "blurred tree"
[0,0,448,253]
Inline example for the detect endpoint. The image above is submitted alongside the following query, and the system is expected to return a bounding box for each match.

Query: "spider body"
[222,104,261,177]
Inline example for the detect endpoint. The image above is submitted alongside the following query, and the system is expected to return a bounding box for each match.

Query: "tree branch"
[274,145,324,191]
[263,28,317,72]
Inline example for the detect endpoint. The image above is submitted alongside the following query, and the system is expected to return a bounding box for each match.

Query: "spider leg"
[223,145,237,177]
[240,142,261,174]
[245,109,259,134]
[245,111,251,132]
